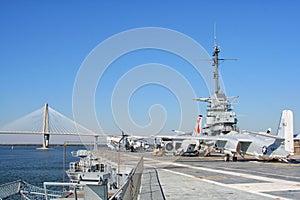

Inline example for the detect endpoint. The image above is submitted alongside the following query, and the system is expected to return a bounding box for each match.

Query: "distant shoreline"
[0,144,89,146]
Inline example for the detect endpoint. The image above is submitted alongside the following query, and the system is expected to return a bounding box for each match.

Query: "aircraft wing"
[154,134,256,156]
[243,130,284,140]
[155,135,237,149]
[127,135,147,139]
[172,130,193,136]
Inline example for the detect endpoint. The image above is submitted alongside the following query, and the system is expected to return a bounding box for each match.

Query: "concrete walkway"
[139,168,166,200]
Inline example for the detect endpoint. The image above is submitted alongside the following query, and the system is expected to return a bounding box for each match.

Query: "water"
[0,145,86,187]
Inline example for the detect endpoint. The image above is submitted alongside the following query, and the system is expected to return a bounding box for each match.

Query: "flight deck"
[104,150,300,200]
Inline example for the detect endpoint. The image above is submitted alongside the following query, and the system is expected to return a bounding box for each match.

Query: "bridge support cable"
[0,103,103,147]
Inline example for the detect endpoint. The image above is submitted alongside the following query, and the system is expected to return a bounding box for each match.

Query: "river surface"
[0,145,86,187]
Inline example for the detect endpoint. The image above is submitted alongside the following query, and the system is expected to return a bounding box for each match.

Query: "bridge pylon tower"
[40,103,50,150]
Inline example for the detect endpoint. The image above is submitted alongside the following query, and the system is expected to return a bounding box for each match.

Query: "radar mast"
[213,25,221,94]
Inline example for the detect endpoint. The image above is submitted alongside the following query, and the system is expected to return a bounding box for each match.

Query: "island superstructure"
[194,39,239,136]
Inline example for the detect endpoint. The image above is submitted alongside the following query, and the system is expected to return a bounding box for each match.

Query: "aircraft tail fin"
[277,110,294,154]
[192,115,202,137]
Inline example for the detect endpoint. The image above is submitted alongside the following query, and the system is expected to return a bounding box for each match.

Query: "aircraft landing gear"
[224,154,230,162]
[224,154,238,162]
[232,155,238,162]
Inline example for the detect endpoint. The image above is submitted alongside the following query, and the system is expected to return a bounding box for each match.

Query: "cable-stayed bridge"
[0,104,101,149]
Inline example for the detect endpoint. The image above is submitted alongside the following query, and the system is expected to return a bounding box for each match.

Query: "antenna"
[213,23,220,94]
[214,22,217,47]
[212,23,236,95]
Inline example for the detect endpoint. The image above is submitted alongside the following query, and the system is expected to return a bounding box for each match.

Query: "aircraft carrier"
[133,38,300,199]
[116,38,300,199]
[1,37,299,200]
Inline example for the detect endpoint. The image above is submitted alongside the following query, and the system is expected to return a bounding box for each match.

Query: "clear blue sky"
[0,0,299,143]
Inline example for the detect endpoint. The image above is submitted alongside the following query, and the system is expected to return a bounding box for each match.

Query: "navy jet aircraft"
[153,115,213,156]
[218,109,294,161]
[154,110,294,162]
